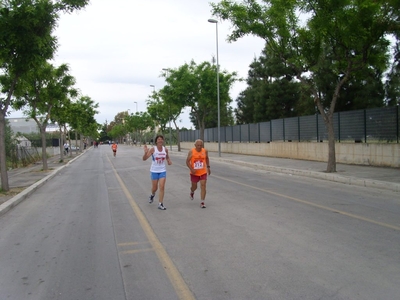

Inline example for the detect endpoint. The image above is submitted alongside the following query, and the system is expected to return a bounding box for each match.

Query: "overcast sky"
[10,0,265,128]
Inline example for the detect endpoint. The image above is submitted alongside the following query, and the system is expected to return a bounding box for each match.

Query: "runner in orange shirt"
[111,142,118,157]
[186,139,210,208]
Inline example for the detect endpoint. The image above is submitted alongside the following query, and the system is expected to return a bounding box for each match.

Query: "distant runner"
[111,142,118,157]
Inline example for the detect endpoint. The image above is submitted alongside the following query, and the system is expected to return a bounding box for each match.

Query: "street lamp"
[134,101,138,113]
[208,18,221,157]
[150,85,158,139]
[162,68,173,151]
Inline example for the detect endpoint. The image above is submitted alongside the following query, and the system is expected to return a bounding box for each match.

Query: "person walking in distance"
[111,142,118,157]
[186,139,210,208]
[64,142,69,155]
[143,135,172,210]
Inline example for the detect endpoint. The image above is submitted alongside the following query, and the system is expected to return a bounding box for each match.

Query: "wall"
[180,142,400,168]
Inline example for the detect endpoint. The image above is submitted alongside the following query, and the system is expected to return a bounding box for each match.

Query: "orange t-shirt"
[111,144,117,151]
[190,148,207,176]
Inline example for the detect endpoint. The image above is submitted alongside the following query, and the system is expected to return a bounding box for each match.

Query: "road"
[0,145,399,300]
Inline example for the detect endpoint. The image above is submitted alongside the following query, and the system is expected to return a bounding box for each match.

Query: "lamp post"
[134,101,138,113]
[208,18,221,157]
[149,85,158,140]
[162,68,173,151]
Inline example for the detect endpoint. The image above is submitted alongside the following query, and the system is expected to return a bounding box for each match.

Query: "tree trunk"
[0,113,10,191]
[75,133,78,153]
[176,128,181,152]
[59,125,64,161]
[200,119,206,142]
[40,125,48,171]
[173,120,181,152]
[325,113,336,173]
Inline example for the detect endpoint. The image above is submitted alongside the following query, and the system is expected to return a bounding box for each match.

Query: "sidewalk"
[1,146,399,217]
[0,151,83,216]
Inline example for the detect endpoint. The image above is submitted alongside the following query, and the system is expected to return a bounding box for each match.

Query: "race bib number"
[193,160,204,169]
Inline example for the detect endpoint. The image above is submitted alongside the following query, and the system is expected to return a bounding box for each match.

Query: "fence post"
[364,109,367,143]
[298,116,301,142]
[338,112,341,142]
[397,106,399,144]
[270,121,273,142]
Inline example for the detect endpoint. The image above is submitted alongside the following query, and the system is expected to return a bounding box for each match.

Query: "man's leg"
[200,180,207,200]
[190,180,198,200]
[200,179,207,208]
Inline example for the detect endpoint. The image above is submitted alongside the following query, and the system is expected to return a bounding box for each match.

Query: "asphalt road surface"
[0,145,399,300]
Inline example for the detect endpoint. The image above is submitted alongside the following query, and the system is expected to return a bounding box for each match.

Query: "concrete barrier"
[181,141,400,168]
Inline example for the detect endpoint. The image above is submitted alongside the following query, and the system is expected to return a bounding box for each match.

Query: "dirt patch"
[0,187,26,205]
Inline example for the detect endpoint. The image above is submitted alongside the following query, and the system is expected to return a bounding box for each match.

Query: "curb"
[0,153,83,217]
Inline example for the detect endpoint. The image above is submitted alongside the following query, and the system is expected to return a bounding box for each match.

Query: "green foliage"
[236,45,313,123]
[0,0,89,190]
[211,0,398,172]
[68,96,99,139]
[156,60,237,140]
[385,41,400,106]
[124,111,154,143]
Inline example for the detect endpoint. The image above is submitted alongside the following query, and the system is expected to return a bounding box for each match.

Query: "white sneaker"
[158,203,166,210]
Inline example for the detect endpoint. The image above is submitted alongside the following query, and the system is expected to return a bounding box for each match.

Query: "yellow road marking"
[118,241,150,247]
[121,248,154,255]
[111,165,195,300]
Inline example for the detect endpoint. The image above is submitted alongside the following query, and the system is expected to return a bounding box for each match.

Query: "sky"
[9,0,265,129]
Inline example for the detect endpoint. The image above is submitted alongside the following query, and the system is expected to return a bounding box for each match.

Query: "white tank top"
[150,146,167,173]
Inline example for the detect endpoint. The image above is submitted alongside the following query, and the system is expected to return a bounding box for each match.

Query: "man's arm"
[186,150,195,173]
[205,150,211,175]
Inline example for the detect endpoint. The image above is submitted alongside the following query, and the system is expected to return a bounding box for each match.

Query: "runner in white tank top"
[142,135,172,210]
[150,146,167,173]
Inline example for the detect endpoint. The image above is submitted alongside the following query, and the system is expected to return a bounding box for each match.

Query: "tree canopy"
[211,0,399,172]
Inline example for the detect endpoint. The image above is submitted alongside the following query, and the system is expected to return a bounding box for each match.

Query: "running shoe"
[148,194,155,203]
[190,191,194,200]
[158,203,166,210]
[200,202,206,208]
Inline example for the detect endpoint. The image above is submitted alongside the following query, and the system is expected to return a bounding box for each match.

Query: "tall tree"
[16,63,77,170]
[211,0,398,172]
[68,96,99,150]
[385,41,400,106]
[0,0,89,191]
[125,111,154,144]
[236,45,310,124]
[157,60,236,141]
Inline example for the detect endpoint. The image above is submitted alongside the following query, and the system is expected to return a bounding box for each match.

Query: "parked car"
[71,146,79,151]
